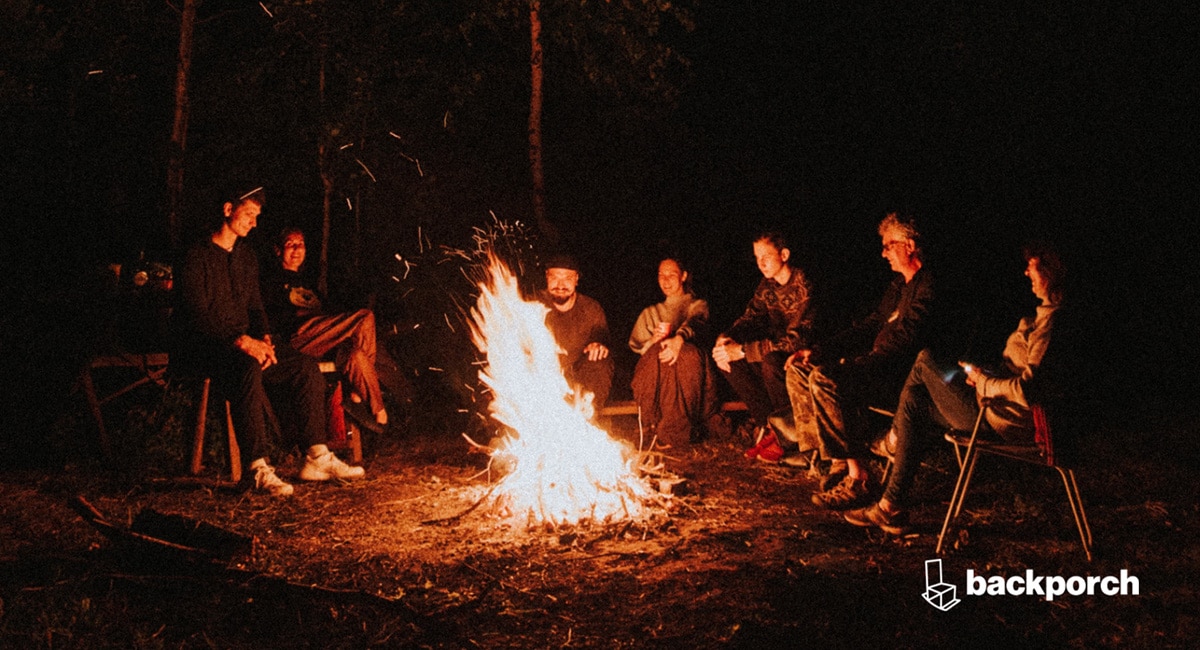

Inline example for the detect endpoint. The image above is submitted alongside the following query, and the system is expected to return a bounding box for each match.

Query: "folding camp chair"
[936,399,1093,561]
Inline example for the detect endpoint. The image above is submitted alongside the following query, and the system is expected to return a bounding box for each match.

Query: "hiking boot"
[820,459,848,491]
[812,475,871,510]
[253,463,294,497]
[844,502,910,535]
[300,450,366,482]
[869,430,897,461]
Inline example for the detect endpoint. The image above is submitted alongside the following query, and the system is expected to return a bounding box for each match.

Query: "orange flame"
[471,257,653,526]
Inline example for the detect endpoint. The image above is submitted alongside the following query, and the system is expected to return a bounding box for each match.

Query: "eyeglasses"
[882,240,907,252]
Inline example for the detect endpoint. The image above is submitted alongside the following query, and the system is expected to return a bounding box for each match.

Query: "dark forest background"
[1,1,1196,464]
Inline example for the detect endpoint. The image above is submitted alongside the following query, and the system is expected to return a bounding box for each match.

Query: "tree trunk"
[318,46,332,297]
[528,0,555,242]
[166,0,196,249]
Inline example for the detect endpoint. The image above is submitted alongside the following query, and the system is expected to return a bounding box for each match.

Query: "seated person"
[712,231,815,449]
[628,256,720,446]
[176,187,364,496]
[843,243,1066,533]
[539,254,614,411]
[785,213,935,510]
[261,227,409,432]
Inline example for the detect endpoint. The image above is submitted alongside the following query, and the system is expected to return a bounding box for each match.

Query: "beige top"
[976,303,1059,437]
[628,293,709,356]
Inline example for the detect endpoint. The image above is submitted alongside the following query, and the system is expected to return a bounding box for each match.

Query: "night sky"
[2,1,1196,427]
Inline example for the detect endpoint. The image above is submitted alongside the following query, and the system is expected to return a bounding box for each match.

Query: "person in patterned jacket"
[712,232,815,454]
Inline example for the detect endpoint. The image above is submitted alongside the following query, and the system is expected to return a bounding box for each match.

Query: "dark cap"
[543,253,580,273]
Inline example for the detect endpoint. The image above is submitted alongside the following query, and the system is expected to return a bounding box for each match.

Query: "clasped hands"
[235,334,277,369]
[711,334,746,373]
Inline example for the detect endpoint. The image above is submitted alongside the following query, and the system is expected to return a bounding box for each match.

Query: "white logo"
[923,559,961,611]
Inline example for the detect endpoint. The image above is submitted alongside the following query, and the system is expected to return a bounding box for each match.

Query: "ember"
[470,257,657,527]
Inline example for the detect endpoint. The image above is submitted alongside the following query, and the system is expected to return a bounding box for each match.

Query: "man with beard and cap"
[539,253,615,412]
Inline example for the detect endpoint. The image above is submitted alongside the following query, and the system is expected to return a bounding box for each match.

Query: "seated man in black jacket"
[176,188,365,496]
[784,213,935,511]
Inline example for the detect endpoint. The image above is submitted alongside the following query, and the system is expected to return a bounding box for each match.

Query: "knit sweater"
[724,266,815,363]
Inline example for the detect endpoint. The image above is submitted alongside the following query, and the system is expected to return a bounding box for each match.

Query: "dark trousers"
[720,352,790,425]
[883,349,980,507]
[631,342,719,445]
[192,342,328,470]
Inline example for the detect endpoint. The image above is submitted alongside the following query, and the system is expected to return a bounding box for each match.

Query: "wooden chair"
[936,400,1093,561]
[189,376,244,483]
[81,352,171,459]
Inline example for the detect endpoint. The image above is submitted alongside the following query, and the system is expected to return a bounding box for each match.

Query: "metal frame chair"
[936,400,1093,561]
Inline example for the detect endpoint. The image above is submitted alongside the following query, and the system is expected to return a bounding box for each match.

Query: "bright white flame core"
[471,258,653,526]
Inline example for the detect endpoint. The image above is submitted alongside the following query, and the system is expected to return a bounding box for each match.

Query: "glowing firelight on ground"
[470,257,655,526]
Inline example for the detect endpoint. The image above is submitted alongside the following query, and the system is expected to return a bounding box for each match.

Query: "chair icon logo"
[923,559,961,611]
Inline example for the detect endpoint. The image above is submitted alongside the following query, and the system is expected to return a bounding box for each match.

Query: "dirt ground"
[1,410,1197,648]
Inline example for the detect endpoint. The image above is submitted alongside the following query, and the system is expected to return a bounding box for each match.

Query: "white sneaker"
[253,463,294,497]
[300,451,366,482]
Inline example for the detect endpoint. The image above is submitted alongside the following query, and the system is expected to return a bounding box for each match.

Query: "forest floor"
[2,400,1197,649]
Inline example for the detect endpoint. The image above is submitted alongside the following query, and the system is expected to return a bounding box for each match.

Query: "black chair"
[936,399,1093,561]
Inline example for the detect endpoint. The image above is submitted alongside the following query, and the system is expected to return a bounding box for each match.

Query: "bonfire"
[468,256,661,527]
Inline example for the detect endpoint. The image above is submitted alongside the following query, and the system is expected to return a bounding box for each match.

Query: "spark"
[258,2,273,18]
[345,197,353,210]
[444,313,455,332]
[428,367,444,372]
[355,158,377,182]
[398,151,424,177]
[339,143,353,150]
[389,131,403,141]
[87,70,103,76]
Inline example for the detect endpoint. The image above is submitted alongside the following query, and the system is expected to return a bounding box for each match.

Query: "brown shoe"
[869,430,897,460]
[844,502,910,535]
[812,475,871,510]
[819,459,848,491]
